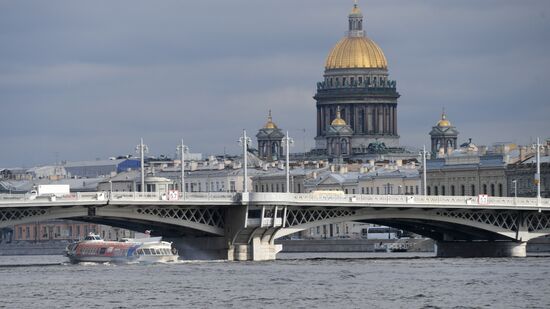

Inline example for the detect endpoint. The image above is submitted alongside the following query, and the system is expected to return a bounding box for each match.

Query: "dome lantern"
[264,110,278,129]
[437,109,452,127]
[324,1,388,70]
[331,106,347,126]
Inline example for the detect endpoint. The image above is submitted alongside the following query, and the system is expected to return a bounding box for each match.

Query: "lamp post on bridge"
[420,145,428,196]
[512,179,517,199]
[176,140,189,200]
[108,180,113,199]
[238,130,251,193]
[533,137,543,206]
[135,138,149,193]
[283,131,294,193]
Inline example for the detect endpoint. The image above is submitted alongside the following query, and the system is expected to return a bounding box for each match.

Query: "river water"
[0,253,549,308]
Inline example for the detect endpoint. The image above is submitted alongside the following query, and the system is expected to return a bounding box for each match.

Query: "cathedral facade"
[314,3,400,156]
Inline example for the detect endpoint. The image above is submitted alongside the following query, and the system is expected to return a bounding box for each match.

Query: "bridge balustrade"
[1,192,549,208]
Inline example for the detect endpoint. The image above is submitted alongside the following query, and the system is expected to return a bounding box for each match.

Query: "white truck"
[30,184,71,200]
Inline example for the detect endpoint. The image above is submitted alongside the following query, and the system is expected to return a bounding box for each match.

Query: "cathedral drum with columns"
[314,2,400,155]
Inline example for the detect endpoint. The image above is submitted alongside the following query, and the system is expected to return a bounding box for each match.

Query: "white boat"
[65,233,179,264]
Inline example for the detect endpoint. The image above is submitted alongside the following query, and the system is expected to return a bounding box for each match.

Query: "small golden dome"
[325,37,388,70]
[264,110,277,129]
[350,2,362,15]
[437,112,451,127]
[331,106,347,126]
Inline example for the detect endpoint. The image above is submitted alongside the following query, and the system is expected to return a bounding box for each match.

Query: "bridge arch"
[0,205,225,237]
[274,207,549,241]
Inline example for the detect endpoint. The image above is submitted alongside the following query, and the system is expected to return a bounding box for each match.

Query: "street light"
[238,130,251,193]
[419,145,428,196]
[532,137,543,206]
[283,131,294,193]
[512,179,517,199]
[176,140,189,200]
[135,138,149,193]
[108,180,113,199]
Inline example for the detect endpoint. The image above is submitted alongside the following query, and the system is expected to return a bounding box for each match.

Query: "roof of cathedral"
[264,110,277,129]
[331,106,347,126]
[437,111,452,127]
[350,1,362,15]
[325,37,387,70]
[325,3,387,70]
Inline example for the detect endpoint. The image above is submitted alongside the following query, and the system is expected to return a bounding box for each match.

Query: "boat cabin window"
[99,248,106,254]
[143,248,152,255]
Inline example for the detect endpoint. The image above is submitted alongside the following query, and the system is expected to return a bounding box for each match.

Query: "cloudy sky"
[1,0,549,167]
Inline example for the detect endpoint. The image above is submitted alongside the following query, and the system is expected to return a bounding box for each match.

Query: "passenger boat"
[65,233,179,264]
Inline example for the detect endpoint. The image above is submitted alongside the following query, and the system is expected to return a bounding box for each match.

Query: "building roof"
[63,159,131,168]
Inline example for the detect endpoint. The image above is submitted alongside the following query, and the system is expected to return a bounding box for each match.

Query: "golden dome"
[437,112,451,127]
[350,2,361,15]
[331,106,347,126]
[325,36,388,70]
[264,110,277,129]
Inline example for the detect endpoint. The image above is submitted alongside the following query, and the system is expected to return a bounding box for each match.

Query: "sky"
[1,0,549,167]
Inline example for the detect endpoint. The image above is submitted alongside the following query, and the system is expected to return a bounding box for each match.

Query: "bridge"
[1,192,550,260]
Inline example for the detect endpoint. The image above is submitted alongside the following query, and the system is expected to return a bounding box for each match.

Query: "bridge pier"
[435,241,527,258]
[232,237,282,261]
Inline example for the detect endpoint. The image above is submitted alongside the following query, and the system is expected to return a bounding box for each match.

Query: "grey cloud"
[1,0,549,166]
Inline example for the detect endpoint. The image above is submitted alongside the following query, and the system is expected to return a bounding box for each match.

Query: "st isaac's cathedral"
[313,2,400,159]
[257,2,414,162]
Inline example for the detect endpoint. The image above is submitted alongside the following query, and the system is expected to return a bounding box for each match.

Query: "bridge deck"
[0,192,548,210]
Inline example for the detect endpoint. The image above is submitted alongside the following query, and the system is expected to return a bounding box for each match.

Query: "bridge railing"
[262,192,550,208]
[1,191,549,208]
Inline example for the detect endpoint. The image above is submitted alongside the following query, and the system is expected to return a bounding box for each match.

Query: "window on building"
[498,184,503,197]
[376,187,380,195]
[441,186,446,196]
[345,189,349,194]
[361,187,365,194]
[416,186,419,195]
[451,185,455,196]
[427,186,431,195]
[297,184,301,193]
[276,184,279,192]
[471,185,476,196]
[230,181,236,192]
[461,185,465,196]
[434,186,439,196]
[490,184,495,196]
[483,184,487,195]
[352,188,355,194]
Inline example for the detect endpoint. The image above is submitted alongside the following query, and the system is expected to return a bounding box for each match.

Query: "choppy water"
[0,254,549,308]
